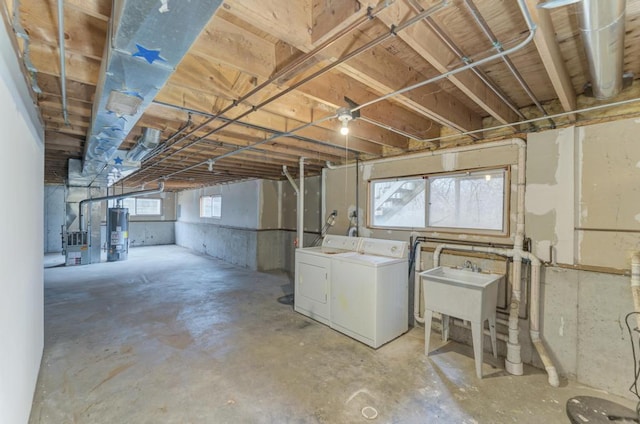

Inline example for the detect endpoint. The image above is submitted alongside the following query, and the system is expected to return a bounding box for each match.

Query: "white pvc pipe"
[526,253,560,387]
[299,157,305,248]
[433,244,559,385]
[414,241,425,324]
[282,166,298,192]
[452,317,509,343]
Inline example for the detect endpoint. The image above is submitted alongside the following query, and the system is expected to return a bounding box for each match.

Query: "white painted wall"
[0,14,45,424]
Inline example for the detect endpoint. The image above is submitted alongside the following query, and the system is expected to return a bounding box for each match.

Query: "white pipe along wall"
[410,138,558,386]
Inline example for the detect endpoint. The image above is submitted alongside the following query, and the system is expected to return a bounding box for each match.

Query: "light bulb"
[340,121,349,135]
[485,174,491,181]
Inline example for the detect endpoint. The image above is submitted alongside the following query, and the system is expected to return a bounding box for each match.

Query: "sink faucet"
[463,260,480,272]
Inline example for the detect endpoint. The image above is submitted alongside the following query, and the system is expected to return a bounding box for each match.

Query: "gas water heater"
[107,207,129,262]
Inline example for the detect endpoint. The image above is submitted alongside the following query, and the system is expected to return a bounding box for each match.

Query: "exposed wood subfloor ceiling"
[7,0,640,189]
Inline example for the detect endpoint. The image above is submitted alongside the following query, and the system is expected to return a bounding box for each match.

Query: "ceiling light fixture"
[207,159,215,172]
[337,107,353,136]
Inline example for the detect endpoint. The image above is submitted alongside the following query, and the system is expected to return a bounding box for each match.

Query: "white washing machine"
[330,239,408,348]
[294,235,361,324]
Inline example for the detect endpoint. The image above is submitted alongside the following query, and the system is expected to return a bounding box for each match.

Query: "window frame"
[368,176,427,229]
[107,197,162,216]
[199,194,222,219]
[367,166,510,236]
[133,197,162,216]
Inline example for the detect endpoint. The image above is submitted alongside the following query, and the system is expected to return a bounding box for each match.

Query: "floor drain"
[362,406,378,420]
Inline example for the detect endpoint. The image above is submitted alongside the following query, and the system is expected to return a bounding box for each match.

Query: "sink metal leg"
[442,314,449,342]
[424,309,433,355]
[471,320,484,379]
[488,316,497,359]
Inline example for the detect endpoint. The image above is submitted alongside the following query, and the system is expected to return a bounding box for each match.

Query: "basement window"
[200,195,222,219]
[427,169,507,233]
[135,198,162,216]
[108,197,162,216]
[370,177,427,228]
[368,168,508,234]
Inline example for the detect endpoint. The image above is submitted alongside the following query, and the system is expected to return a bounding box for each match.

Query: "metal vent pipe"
[78,182,164,231]
[579,0,626,99]
[127,127,162,161]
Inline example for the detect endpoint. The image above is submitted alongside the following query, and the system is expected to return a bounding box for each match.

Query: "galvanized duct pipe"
[78,182,164,232]
[127,128,162,161]
[579,0,627,99]
[79,0,223,186]
[137,0,403,169]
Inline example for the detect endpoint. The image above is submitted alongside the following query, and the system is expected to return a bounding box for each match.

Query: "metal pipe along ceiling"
[134,0,399,170]
[148,0,538,182]
[78,182,165,232]
[463,0,555,128]
[141,2,453,183]
[407,0,529,126]
[57,0,69,125]
[141,0,450,171]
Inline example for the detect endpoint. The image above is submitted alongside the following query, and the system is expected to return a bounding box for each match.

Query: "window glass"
[428,170,505,231]
[211,195,222,218]
[200,196,213,218]
[135,198,162,215]
[370,178,426,228]
[368,168,507,233]
[200,195,221,218]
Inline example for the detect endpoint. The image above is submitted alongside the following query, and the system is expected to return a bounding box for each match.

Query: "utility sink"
[420,266,504,379]
[420,266,503,290]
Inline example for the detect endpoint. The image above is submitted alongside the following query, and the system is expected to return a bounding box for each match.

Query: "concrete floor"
[32,245,636,423]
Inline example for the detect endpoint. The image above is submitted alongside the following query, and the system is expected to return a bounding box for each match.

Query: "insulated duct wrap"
[79,0,223,187]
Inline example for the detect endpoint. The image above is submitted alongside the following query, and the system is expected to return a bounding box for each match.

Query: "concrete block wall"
[175,178,320,274]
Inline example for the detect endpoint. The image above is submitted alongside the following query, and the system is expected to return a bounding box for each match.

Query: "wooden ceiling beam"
[524,0,577,115]
[36,74,95,104]
[189,14,418,147]
[223,0,482,134]
[376,0,519,126]
[20,0,107,59]
[140,105,353,160]
[295,70,440,140]
[191,16,276,80]
[29,42,100,85]
[156,85,384,155]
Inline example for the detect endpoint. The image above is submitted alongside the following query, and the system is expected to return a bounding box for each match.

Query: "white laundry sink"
[420,266,504,378]
[420,266,503,289]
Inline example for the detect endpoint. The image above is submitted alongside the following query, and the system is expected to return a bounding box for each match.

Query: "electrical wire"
[626,312,640,400]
